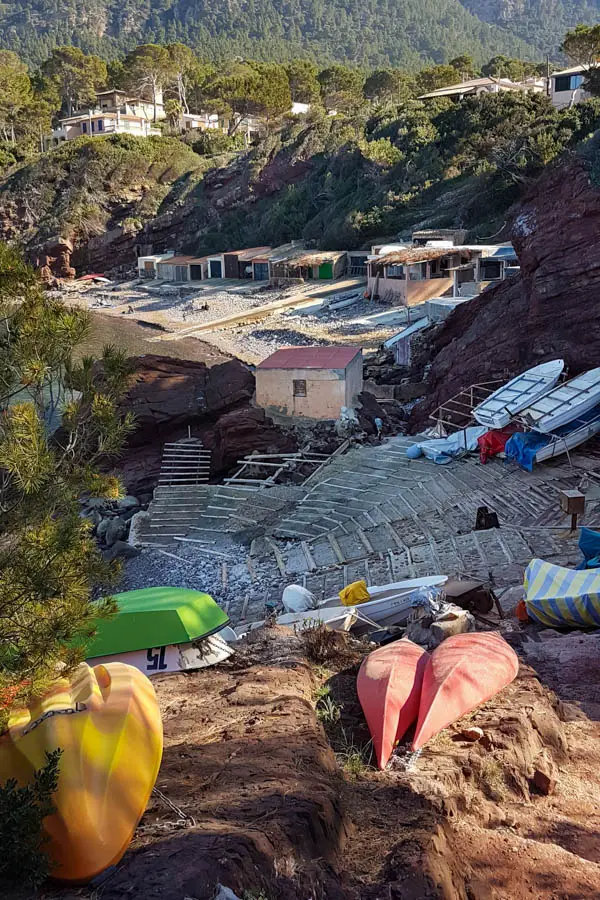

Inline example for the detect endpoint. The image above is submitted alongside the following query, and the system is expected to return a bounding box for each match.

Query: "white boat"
[473,360,564,429]
[236,605,358,639]
[521,367,600,433]
[87,633,233,675]
[319,576,447,633]
[535,406,600,462]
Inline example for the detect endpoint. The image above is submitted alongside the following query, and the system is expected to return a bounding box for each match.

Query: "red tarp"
[478,425,522,464]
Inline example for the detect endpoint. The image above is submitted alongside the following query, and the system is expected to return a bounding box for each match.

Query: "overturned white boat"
[235,605,358,640]
[521,367,600,433]
[472,360,564,430]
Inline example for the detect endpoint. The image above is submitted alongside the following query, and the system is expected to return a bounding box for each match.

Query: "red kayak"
[412,632,519,751]
[357,639,429,769]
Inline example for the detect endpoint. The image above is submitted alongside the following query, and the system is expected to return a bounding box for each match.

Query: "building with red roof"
[256,346,363,420]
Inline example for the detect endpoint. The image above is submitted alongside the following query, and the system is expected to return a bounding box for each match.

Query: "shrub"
[191,130,245,156]
[0,749,62,892]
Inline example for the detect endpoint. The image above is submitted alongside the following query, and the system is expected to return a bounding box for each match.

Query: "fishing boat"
[412,632,519,750]
[357,640,429,769]
[472,360,564,429]
[520,367,600,433]
[86,587,232,676]
[319,576,447,633]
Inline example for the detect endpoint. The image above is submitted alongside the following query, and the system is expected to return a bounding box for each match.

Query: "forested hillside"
[0,0,541,67]
[461,0,600,56]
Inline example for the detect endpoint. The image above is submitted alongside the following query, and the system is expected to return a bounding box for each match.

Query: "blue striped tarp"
[524,559,600,628]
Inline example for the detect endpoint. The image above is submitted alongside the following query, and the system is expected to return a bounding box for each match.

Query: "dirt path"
[54,626,600,900]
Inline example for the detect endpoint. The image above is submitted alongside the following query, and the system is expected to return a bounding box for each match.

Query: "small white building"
[419,76,545,102]
[137,252,175,279]
[256,346,363,420]
[180,111,226,132]
[549,65,589,109]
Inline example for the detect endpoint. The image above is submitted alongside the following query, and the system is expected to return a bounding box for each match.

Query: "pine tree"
[0,245,136,731]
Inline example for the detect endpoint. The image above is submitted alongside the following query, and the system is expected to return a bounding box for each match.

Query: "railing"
[429,380,506,433]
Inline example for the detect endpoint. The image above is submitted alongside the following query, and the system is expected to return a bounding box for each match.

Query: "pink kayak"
[412,632,519,751]
[357,639,429,769]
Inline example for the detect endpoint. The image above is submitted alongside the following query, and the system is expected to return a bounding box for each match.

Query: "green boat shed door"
[319,262,333,279]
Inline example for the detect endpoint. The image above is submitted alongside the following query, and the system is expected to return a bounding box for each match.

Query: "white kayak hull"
[87,633,233,675]
[236,605,357,638]
[473,360,564,429]
[523,367,600,433]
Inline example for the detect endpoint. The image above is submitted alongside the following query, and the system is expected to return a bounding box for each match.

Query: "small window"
[293,379,307,397]
[554,74,579,93]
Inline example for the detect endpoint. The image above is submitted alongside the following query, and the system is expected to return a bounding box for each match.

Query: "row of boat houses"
[138,231,519,305]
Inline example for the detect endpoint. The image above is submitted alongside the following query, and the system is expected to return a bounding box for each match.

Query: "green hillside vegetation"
[461,0,600,59]
[0,0,542,68]
[3,89,600,261]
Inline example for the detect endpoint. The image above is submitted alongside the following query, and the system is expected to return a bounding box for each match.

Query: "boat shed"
[156,255,210,282]
[269,248,348,282]
[223,247,273,280]
[256,346,363,420]
[137,252,175,279]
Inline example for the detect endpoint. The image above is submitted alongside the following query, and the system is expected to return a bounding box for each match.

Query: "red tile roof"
[257,346,362,370]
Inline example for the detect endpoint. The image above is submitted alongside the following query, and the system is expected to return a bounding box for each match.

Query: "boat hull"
[0,663,162,883]
[357,640,429,769]
[320,577,447,632]
[523,367,600,433]
[412,632,519,750]
[88,633,233,675]
[473,360,564,430]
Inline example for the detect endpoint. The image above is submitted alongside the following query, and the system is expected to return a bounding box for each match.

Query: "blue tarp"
[505,431,551,471]
[407,426,488,465]
[578,527,600,570]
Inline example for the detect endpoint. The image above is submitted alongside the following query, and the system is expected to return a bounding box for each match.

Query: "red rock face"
[413,157,600,424]
[115,354,297,494]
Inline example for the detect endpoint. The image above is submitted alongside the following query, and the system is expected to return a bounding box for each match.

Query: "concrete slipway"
[131,436,595,625]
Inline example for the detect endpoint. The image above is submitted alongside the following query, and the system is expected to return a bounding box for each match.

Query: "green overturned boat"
[86,587,232,676]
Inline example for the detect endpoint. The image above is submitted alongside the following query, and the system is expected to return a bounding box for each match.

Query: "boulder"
[212,406,297,472]
[117,496,140,511]
[96,518,111,541]
[105,517,127,547]
[119,356,255,443]
[103,540,141,562]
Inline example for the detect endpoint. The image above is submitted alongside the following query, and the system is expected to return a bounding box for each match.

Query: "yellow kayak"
[0,662,163,883]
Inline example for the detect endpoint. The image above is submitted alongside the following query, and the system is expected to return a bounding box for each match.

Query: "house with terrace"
[45,88,165,149]
[367,243,517,305]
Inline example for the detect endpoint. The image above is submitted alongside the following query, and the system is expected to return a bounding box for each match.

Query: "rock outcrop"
[121,355,256,441]
[412,151,600,423]
[115,354,297,494]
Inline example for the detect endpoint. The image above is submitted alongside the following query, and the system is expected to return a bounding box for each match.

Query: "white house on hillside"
[419,75,545,102]
[549,65,589,109]
[45,88,165,149]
